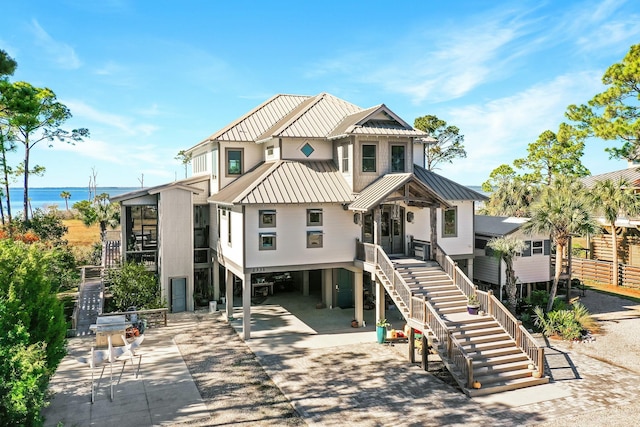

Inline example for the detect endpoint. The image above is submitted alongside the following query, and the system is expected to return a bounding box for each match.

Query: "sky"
[1,0,639,188]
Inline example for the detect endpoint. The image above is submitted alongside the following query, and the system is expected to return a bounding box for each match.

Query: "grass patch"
[62,219,101,247]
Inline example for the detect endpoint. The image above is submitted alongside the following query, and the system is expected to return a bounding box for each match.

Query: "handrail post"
[516,320,522,347]
[467,358,474,388]
[487,290,494,316]
[447,332,452,359]
[538,350,544,377]
[164,309,168,327]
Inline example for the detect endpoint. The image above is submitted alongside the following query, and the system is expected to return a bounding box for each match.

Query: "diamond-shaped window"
[301,142,315,157]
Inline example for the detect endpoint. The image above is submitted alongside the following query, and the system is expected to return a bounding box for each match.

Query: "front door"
[381,205,404,255]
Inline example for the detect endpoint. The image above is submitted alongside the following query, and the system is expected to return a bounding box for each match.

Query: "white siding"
[219,142,263,190]
[265,143,280,161]
[218,206,244,268]
[405,201,475,257]
[438,201,474,256]
[158,189,194,311]
[244,204,360,269]
[281,138,333,160]
[413,141,425,168]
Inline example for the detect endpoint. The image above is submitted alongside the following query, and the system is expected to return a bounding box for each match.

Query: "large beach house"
[112,93,549,395]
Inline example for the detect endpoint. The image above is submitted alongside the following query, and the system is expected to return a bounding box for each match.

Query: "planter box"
[467,305,480,315]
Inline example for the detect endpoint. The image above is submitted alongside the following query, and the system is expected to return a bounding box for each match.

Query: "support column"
[225,269,233,320]
[213,258,220,301]
[467,258,474,281]
[375,278,385,325]
[302,270,310,296]
[323,268,333,308]
[242,273,251,340]
[354,270,364,327]
[430,206,438,261]
[409,327,415,363]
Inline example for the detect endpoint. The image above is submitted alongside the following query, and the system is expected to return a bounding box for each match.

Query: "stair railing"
[435,244,545,378]
[373,245,474,389]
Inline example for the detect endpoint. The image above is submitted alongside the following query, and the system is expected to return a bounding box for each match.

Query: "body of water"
[6,187,138,213]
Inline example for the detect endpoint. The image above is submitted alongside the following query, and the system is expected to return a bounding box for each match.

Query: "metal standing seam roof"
[413,164,487,201]
[581,167,640,189]
[329,105,428,139]
[110,176,205,202]
[185,94,311,152]
[348,173,451,211]
[208,160,354,206]
[474,215,530,237]
[257,93,362,142]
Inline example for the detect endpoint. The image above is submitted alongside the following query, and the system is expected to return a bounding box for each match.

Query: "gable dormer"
[329,104,428,192]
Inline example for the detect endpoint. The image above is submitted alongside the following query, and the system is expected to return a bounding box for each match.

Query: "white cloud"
[29,20,81,69]
[438,70,605,184]
[62,100,158,137]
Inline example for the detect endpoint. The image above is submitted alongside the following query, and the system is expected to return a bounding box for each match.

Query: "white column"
[323,268,333,308]
[213,258,220,301]
[225,269,233,320]
[375,278,385,324]
[242,273,251,340]
[302,270,310,296]
[467,258,474,281]
[354,270,364,327]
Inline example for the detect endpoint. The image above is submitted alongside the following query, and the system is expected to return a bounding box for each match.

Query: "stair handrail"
[373,245,475,389]
[435,243,545,378]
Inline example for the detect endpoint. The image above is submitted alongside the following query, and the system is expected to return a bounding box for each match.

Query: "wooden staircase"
[377,257,548,397]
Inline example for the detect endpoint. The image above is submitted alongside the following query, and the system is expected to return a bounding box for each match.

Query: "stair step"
[473,360,532,376]
[452,326,505,338]
[467,376,549,397]
[461,339,515,352]
[468,346,523,359]
[455,332,512,345]
[435,306,468,315]
[429,294,467,303]
[472,352,530,367]
[432,300,468,309]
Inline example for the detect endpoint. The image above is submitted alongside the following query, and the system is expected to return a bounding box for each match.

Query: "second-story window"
[391,145,405,172]
[362,144,376,172]
[307,209,323,226]
[442,207,457,238]
[342,144,349,173]
[259,210,276,228]
[227,149,243,175]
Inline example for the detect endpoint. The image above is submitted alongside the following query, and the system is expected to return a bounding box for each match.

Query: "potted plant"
[376,318,390,343]
[467,294,480,315]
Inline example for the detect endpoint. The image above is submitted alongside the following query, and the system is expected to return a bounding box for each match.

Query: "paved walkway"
[75,279,102,337]
[41,321,208,426]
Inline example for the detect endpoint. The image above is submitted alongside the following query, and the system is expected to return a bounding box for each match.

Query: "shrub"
[105,262,164,311]
[533,300,597,340]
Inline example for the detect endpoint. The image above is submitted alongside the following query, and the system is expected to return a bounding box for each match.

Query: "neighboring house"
[474,215,552,299]
[581,166,640,266]
[111,92,485,339]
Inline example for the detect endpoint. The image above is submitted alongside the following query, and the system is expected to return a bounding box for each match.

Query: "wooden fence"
[571,258,640,289]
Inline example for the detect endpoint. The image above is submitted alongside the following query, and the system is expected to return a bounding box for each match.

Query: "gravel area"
[172,312,304,426]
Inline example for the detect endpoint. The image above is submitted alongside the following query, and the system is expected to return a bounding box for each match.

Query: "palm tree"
[60,191,71,211]
[487,236,526,314]
[590,178,640,286]
[523,177,598,311]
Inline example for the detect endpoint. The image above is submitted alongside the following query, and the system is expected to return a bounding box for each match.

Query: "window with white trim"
[342,145,349,173]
